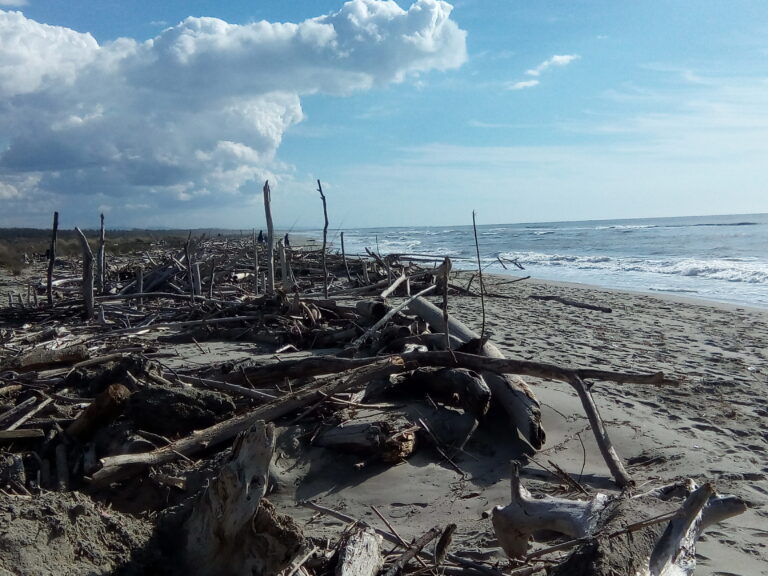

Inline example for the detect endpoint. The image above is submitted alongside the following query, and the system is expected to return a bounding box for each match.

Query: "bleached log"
[491,466,747,576]
[491,463,609,558]
[75,226,95,319]
[407,296,545,450]
[335,526,382,576]
[185,421,305,575]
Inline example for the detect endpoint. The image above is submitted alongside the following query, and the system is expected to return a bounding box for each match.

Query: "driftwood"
[66,383,131,442]
[491,465,747,576]
[90,358,404,485]
[184,421,305,575]
[335,526,382,576]
[407,296,545,451]
[46,211,58,306]
[75,226,95,319]
[529,294,612,313]
[263,180,275,295]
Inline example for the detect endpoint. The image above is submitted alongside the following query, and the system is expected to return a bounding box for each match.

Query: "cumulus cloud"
[525,54,579,77]
[0,0,466,225]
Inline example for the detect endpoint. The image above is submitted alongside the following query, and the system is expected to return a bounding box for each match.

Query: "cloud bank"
[0,0,466,225]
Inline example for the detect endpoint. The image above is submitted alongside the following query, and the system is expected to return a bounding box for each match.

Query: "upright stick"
[341,231,352,281]
[46,211,58,306]
[75,227,95,320]
[253,231,260,295]
[317,179,329,299]
[96,213,106,294]
[472,211,486,340]
[263,181,275,295]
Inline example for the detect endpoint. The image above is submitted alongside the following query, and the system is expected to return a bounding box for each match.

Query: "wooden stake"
[46,211,58,306]
[96,212,106,294]
[263,181,275,295]
[317,179,329,298]
[75,226,95,320]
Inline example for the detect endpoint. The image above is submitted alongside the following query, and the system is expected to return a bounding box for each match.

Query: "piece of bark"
[314,422,389,454]
[185,421,306,575]
[407,296,545,450]
[66,384,131,443]
[335,526,382,576]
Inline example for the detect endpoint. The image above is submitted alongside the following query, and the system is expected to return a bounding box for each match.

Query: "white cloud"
[0,1,466,225]
[525,53,579,77]
[0,0,27,6]
[506,79,539,91]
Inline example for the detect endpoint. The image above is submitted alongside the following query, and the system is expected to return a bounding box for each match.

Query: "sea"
[308,213,768,309]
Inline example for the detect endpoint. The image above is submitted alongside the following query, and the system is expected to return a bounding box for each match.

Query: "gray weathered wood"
[185,421,305,575]
[407,296,545,450]
[335,526,382,576]
[75,226,95,319]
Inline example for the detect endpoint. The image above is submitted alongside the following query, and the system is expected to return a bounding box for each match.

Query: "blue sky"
[1,1,767,230]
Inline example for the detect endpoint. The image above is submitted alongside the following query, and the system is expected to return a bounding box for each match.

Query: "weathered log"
[407,296,545,450]
[185,421,306,575]
[528,294,612,313]
[10,343,89,371]
[66,383,131,442]
[391,367,491,420]
[491,465,747,576]
[336,526,382,576]
[227,350,670,392]
[75,226,95,319]
[491,463,609,558]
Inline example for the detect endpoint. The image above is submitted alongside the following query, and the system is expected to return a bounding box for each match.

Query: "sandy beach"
[1,263,766,575]
[238,273,766,575]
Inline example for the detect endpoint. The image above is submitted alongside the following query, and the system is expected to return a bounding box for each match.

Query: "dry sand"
[260,274,768,576]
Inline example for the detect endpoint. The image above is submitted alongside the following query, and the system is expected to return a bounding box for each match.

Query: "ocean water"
[310,213,768,309]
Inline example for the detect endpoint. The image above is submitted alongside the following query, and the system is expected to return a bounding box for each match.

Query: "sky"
[1,1,767,230]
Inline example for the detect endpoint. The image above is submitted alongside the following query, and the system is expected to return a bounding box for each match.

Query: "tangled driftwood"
[0,204,747,575]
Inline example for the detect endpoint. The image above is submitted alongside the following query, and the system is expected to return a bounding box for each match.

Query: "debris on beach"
[0,204,752,575]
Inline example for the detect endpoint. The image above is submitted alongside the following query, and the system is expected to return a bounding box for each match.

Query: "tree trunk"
[263,181,275,295]
[407,296,545,450]
[184,421,306,576]
[75,227,95,320]
[46,211,58,306]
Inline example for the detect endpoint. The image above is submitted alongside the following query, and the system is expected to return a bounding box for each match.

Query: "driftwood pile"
[0,213,747,575]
